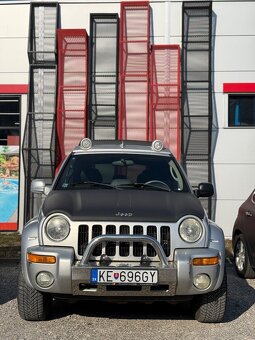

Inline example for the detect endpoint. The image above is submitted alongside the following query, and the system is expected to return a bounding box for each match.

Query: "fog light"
[80,138,92,150]
[151,140,164,152]
[36,271,54,288]
[193,274,211,290]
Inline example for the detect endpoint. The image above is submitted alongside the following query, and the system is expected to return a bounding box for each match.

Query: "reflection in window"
[229,95,255,127]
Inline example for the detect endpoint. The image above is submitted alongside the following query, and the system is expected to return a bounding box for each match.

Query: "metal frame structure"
[181,1,212,216]
[23,65,57,179]
[28,2,59,64]
[56,29,89,166]
[118,1,150,141]
[23,2,59,222]
[22,65,57,221]
[88,14,119,140]
[150,45,181,160]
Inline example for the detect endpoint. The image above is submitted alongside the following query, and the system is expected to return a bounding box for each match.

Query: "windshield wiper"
[113,182,171,192]
[70,181,115,189]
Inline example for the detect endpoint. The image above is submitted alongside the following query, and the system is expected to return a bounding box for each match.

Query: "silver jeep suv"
[18,139,227,322]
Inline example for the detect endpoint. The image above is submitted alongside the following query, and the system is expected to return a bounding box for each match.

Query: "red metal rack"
[119,1,150,141]
[57,29,88,166]
[150,45,181,159]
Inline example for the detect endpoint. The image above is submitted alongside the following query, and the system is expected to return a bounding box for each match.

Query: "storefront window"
[0,96,20,231]
[228,95,255,127]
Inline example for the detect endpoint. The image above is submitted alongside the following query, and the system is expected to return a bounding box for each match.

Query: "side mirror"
[195,182,214,198]
[31,179,50,195]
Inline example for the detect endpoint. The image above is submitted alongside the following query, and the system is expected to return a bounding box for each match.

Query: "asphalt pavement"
[0,262,255,340]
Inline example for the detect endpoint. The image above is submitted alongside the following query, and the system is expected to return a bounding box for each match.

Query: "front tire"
[234,234,255,279]
[193,270,227,323]
[17,268,51,321]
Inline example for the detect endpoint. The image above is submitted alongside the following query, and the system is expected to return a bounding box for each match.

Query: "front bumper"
[23,235,224,297]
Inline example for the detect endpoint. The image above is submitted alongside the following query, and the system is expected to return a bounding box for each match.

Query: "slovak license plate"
[91,269,158,285]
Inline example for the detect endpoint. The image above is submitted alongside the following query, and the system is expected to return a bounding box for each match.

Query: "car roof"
[72,139,172,157]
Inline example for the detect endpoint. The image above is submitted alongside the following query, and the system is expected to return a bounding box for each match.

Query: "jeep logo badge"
[115,212,133,217]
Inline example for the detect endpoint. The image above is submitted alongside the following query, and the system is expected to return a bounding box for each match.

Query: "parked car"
[232,189,255,278]
[18,139,227,323]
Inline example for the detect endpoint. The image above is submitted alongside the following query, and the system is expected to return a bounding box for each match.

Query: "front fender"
[208,221,226,290]
[21,218,40,288]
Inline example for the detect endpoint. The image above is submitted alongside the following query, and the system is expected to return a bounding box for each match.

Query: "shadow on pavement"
[224,264,255,322]
[52,299,193,321]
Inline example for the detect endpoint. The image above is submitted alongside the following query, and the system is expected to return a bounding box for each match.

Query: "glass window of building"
[228,95,255,127]
[0,96,20,145]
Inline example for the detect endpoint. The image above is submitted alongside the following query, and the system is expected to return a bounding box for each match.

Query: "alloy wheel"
[235,238,245,272]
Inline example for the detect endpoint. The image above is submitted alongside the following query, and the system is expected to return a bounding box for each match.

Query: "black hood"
[42,189,205,222]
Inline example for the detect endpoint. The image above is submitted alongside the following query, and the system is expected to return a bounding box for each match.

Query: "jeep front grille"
[78,224,171,258]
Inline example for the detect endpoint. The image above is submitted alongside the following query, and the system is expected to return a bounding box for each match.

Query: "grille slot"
[92,225,102,256]
[147,225,157,257]
[119,225,130,257]
[78,225,88,255]
[133,225,143,257]
[78,223,171,258]
[160,226,171,257]
[106,225,116,256]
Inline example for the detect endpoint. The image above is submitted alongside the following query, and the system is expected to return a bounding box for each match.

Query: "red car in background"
[232,189,255,278]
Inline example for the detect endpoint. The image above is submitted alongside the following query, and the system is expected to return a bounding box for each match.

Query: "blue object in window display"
[0,179,18,221]
[234,103,240,126]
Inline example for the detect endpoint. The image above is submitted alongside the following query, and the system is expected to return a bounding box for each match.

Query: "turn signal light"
[192,256,220,266]
[27,253,56,264]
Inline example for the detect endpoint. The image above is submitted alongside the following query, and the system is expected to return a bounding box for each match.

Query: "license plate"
[91,269,158,285]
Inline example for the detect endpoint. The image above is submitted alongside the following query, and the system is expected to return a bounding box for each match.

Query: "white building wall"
[0,4,29,84]
[212,1,255,236]
[0,3,30,231]
[0,0,254,236]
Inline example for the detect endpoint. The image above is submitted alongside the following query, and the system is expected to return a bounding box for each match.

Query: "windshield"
[54,153,189,192]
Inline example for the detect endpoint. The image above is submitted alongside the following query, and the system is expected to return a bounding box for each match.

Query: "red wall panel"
[0,223,17,231]
[0,85,28,94]
[223,83,255,93]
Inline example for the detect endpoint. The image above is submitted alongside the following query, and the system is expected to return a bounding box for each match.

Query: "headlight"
[179,218,203,243]
[46,215,70,242]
